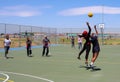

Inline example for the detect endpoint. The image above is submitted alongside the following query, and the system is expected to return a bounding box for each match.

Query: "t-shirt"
[26,40,32,48]
[4,39,11,46]
[78,37,82,43]
[43,38,50,47]
[91,35,100,48]
[71,37,75,43]
[84,26,91,45]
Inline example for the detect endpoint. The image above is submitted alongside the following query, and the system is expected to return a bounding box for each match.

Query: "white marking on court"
[0,71,54,82]
[0,73,9,82]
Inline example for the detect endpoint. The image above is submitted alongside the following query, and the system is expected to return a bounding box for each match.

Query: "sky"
[0,0,120,29]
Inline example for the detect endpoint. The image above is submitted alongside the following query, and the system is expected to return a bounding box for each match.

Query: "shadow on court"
[79,65,101,71]
[6,57,14,59]
[90,68,101,72]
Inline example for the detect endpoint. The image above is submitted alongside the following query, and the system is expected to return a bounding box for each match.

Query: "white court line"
[0,71,54,82]
[0,73,9,82]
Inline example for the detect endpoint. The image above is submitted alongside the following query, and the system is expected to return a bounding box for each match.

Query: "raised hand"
[86,22,89,26]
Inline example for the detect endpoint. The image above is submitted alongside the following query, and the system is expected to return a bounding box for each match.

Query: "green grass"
[0,45,120,82]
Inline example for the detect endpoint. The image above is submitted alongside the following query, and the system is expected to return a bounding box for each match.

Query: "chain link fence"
[0,23,57,48]
[57,27,120,45]
[0,23,120,48]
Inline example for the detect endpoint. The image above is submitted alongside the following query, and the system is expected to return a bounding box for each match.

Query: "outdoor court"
[0,44,120,82]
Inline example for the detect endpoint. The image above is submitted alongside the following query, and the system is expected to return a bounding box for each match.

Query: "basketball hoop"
[99,24,104,29]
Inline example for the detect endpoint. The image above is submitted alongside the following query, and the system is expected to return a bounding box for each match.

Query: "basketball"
[88,12,93,17]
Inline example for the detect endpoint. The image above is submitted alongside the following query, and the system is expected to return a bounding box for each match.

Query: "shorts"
[4,46,10,53]
[92,46,100,53]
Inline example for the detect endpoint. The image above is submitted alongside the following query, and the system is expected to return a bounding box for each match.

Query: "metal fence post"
[19,25,21,47]
[5,24,6,34]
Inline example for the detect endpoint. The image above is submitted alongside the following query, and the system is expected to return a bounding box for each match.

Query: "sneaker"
[85,62,88,67]
[90,64,94,69]
[77,56,81,60]
[5,57,8,59]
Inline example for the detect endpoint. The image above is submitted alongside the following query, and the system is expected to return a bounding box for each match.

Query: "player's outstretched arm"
[94,25,98,35]
[86,22,91,35]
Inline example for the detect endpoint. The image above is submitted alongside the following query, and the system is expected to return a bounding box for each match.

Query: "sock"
[90,62,94,66]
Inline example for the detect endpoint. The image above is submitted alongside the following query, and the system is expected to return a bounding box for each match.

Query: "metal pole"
[19,25,21,47]
[55,28,58,44]
[102,5,104,25]
[40,27,43,45]
[99,23,104,45]
[102,5,104,45]
[31,26,32,40]
[5,24,6,34]
[101,28,104,45]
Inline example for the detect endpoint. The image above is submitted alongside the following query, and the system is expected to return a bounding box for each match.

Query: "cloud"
[58,6,120,16]
[0,10,40,17]
[0,5,51,17]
